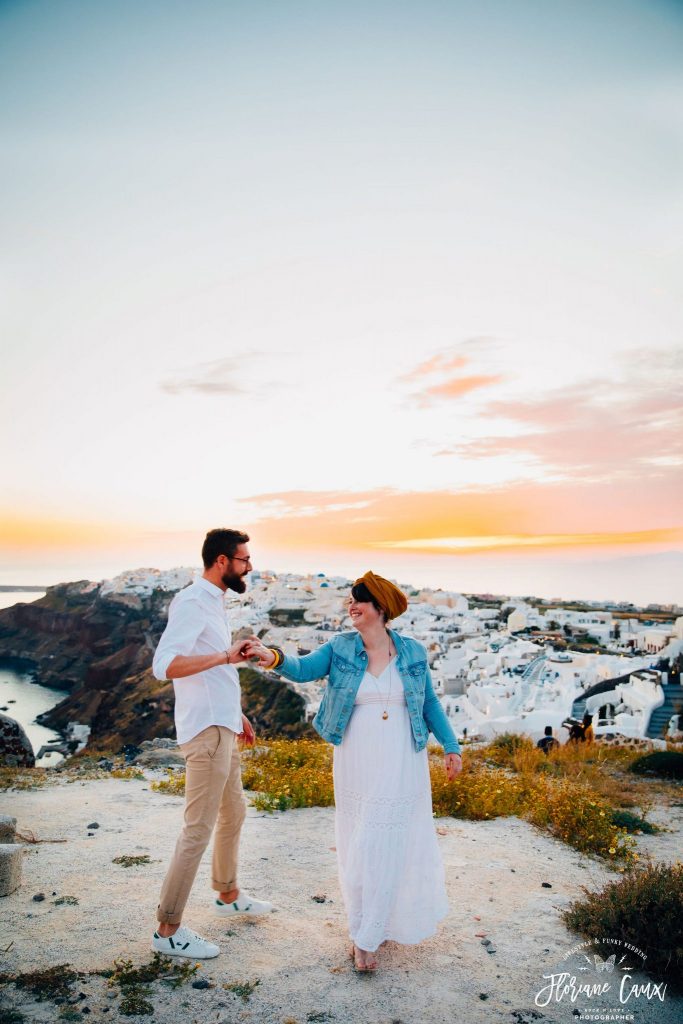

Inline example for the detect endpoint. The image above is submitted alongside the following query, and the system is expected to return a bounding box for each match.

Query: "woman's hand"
[241,639,278,669]
[444,753,462,781]
[239,713,255,747]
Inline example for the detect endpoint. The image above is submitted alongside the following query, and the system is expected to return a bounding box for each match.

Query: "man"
[151,528,273,959]
[536,725,559,754]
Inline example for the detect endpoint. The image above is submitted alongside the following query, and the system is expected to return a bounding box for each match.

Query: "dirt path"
[1,775,680,1024]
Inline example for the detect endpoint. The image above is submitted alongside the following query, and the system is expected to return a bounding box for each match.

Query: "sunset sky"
[1,0,682,602]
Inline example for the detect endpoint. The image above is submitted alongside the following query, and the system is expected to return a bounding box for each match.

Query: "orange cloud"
[401,342,505,405]
[420,374,504,402]
[242,479,683,555]
[378,528,683,554]
[406,353,469,378]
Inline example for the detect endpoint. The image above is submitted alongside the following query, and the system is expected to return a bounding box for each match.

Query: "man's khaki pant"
[156,725,247,925]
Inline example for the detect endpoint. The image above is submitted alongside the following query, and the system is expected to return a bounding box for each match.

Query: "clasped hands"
[225,636,270,666]
[234,637,277,668]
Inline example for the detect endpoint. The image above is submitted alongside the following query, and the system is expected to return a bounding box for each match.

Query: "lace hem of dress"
[335,785,426,831]
[349,904,448,952]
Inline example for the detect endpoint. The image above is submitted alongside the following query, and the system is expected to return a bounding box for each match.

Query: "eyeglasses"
[230,555,252,567]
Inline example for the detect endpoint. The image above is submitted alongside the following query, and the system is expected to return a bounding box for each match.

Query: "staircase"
[571,696,586,720]
[522,655,546,680]
[646,684,683,739]
[570,673,636,722]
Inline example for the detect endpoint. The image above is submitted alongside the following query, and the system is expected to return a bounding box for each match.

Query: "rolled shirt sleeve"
[152,596,207,681]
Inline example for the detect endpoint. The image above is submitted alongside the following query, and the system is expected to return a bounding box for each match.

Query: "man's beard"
[222,570,247,594]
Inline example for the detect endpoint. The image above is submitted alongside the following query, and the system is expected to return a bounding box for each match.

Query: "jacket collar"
[353,627,408,664]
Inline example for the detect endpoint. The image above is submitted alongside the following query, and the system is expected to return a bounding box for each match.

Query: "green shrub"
[629,751,683,779]
[0,965,78,1001]
[563,861,683,989]
[103,954,198,990]
[610,809,660,834]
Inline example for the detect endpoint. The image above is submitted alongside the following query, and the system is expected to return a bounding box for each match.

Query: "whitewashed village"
[101,566,683,748]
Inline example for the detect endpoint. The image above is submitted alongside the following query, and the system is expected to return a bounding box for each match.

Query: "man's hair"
[201,528,250,568]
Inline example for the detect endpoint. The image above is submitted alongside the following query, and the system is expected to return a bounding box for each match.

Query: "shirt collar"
[196,576,225,600]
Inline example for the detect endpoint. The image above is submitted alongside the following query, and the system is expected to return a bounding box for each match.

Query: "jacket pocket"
[330,653,356,687]
[405,661,427,692]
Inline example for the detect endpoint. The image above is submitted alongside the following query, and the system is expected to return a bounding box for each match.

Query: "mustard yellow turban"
[354,571,408,621]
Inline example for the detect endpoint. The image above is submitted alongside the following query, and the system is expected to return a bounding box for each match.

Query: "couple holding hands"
[151,528,462,974]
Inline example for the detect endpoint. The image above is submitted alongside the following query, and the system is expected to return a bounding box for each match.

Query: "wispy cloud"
[161,356,256,396]
[420,374,504,402]
[403,353,469,379]
[447,370,683,477]
[400,339,506,406]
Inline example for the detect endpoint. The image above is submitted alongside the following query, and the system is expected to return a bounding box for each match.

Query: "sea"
[0,590,68,766]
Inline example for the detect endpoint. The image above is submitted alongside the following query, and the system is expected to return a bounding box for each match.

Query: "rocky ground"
[1,774,681,1024]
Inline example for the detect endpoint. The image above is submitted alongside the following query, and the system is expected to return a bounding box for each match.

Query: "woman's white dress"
[333,658,448,952]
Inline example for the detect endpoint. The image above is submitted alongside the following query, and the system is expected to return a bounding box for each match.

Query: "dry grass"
[235,736,649,862]
[241,740,334,811]
[141,734,669,865]
[150,769,186,796]
[0,767,49,791]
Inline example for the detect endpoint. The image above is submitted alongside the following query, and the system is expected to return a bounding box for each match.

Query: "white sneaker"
[213,891,274,917]
[152,924,220,958]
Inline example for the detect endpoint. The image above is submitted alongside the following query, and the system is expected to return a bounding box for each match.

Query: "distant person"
[667,714,683,741]
[244,571,463,973]
[150,529,273,960]
[582,712,595,742]
[565,719,585,743]
[565,713,594,744]
[537,725,559,754]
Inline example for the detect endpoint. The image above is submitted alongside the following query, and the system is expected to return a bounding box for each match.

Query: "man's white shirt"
[152,576,243,744]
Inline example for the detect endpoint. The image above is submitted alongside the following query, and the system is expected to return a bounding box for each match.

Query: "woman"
[244,571,462,973]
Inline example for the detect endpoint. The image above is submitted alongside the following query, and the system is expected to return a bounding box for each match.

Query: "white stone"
[0,843,22,896]
[0,815,16,844]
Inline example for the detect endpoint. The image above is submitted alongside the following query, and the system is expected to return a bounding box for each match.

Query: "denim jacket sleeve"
[422,663,461,755]
[278,642,334,683]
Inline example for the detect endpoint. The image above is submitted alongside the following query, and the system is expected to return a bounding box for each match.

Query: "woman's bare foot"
[351,943,378,972]
[363,947,378,971]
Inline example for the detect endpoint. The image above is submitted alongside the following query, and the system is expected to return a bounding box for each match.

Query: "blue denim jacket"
[278,629,461,755]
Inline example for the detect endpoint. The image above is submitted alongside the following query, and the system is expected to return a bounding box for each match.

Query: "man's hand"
[444,753,462,781]
[239,714,255,747]
[227,637,254,665]
[241,639,277,668]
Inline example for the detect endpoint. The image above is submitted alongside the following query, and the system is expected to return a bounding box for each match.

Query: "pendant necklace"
[368,635,394,720]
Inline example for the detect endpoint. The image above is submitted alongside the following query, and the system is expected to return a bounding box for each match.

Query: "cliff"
[0,581,166,691]
[0,582,314,751]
